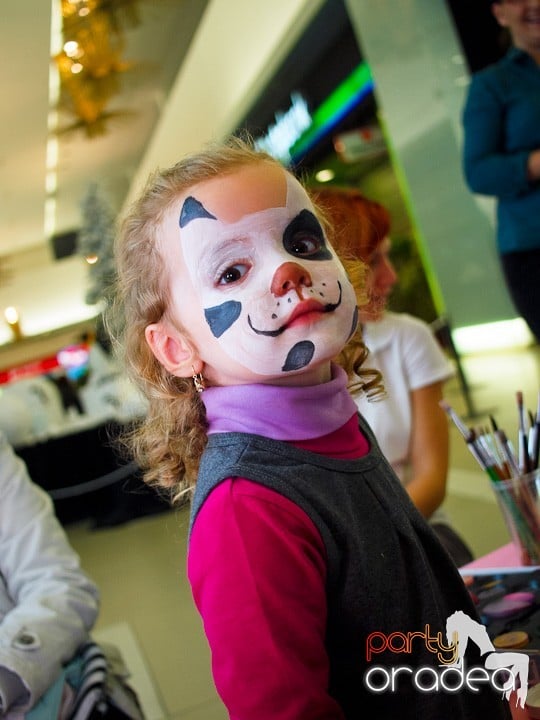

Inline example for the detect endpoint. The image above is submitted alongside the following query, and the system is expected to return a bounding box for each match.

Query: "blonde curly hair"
[108,136,380,503]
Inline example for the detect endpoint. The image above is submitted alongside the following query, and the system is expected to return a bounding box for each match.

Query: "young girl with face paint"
[110,138,510,720]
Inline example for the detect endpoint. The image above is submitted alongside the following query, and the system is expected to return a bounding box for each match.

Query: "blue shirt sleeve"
[462,70,531,199]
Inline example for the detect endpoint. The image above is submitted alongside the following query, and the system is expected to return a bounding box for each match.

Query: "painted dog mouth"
[248,281,343,337]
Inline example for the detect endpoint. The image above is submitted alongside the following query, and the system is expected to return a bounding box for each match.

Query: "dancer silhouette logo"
[364,610,529,707]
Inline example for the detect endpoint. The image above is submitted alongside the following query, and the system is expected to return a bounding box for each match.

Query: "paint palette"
[464,568,540,713]
[483,592,537,621]
[465,570,540,647]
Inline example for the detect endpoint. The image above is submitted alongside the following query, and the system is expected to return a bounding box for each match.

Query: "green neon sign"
[290,62,374,161]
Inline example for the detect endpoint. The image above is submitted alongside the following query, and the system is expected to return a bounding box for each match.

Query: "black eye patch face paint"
[282,210,332,262]
[179,196,217,228]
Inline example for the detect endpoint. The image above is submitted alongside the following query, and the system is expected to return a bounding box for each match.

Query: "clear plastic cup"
[491,470,540,566]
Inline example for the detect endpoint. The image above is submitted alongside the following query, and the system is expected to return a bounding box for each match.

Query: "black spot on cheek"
[282,341,315,371]
[204,301,242,338]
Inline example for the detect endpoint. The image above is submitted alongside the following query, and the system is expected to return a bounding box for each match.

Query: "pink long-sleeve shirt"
[188,393,369,719]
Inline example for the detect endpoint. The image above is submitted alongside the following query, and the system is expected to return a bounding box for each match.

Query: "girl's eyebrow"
[195,235,253,265]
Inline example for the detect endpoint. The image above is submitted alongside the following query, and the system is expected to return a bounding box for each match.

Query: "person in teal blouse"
[462,0,540,342]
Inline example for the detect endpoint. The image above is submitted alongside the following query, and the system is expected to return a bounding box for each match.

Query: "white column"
[345,0,515,328]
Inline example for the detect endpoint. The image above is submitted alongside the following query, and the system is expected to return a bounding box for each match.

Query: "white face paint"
[163,162,358,384]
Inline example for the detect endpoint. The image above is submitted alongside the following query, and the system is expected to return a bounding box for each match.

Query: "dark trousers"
[500,248,540,343]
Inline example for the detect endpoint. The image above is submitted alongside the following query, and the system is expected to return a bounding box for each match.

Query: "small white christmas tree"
[77,183,117,305]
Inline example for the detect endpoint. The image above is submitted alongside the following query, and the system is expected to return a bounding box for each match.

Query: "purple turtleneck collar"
[201,364,358,441]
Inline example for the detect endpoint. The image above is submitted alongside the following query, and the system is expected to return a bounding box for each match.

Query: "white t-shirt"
[355,312,454,493]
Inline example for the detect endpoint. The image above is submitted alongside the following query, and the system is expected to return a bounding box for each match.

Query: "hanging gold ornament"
[52,0,140,136]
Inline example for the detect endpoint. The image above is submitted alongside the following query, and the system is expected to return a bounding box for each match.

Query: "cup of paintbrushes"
[491,470,540,565]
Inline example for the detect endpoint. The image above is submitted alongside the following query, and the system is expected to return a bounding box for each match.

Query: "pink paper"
[459,542,539,575]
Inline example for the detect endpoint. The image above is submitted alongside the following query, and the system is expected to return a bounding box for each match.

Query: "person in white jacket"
[0,431,99,718]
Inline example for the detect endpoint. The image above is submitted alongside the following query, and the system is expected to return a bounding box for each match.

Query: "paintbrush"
[440,401,503,480]
[488,415,514,480]
[517,391,532,474]
[529,390,540,471]
[440,400,470,439]
[494,428,521,480]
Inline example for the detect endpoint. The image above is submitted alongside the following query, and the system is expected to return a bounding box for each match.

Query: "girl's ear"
[145,321,199,378]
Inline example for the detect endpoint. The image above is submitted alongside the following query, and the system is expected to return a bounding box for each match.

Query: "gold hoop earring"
[192,366,206,393]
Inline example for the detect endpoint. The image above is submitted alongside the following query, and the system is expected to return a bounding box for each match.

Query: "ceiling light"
[452,319,534,354]
[46,136,59,170]
[64,40,79,56]
[46,171,58,195]
[44,197,57,238]
[315,169,335,183]
[4,308,23,341]
[4,307,19,324]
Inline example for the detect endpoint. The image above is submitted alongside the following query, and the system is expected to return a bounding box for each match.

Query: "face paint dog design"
[178,169,358,376]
